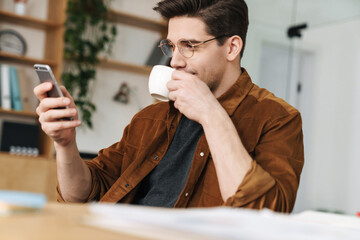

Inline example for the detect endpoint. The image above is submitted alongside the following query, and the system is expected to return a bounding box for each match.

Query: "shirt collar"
[217,68,254,116]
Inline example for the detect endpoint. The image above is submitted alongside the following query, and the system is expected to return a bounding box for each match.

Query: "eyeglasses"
[158,34,228,58]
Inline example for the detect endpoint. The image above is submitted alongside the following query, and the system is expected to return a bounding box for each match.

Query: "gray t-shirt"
[132,115,203,207]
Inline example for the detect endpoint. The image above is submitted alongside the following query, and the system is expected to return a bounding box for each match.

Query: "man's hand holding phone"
[33,65,82,147]
[34,65,91,203]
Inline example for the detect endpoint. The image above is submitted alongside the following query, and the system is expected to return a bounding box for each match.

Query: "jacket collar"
[217,68,254,116]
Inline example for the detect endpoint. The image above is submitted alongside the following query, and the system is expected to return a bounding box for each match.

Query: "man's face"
[167,16,228,93]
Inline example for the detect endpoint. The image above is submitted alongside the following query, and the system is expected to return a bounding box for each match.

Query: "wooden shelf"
[0,108,37,118]
[0,151,49,161]
[0,51,57,67]
[0,9,62,30]
[99,58,152,75]
[108,9,167,32]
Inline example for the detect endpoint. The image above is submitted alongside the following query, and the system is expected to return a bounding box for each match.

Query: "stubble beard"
[187,67,222,94]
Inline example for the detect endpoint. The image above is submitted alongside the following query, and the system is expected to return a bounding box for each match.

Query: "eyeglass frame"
[158,34,229,58]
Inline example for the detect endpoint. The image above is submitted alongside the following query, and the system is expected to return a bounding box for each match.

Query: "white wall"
[293,20,360,214]
[347,46,360,214]
[242,23,290,84]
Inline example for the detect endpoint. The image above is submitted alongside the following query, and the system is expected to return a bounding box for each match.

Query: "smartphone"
[34,64,72,120]
[34,64,64,98]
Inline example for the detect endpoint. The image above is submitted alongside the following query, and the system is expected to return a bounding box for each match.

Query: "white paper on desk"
[293,210,360,230]
[84,204,360,240]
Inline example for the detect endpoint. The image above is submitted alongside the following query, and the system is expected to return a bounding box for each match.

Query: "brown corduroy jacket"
[58,69,304,213]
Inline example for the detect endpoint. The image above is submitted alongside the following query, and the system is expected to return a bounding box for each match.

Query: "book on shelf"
[0,64,12,110]
[0,64,38,113]
[17,67,39,112]
[9,66,23,111]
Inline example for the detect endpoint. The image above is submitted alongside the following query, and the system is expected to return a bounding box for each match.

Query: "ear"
[226,35,243,62]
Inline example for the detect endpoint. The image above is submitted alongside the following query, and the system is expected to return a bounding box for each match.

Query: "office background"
[0,0,359,215]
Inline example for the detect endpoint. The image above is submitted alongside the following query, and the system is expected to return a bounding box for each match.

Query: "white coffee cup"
[148,65,175,101]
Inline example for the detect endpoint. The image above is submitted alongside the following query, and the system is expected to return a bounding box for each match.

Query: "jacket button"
[125,183,130,188]
[185,192,189,197]
[153,155,159,160]
[200,152,204,157]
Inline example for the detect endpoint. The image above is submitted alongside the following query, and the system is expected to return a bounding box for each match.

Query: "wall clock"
[0,29,27,55]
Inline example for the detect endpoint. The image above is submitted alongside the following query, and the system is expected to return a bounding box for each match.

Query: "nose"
[170,46,186,69]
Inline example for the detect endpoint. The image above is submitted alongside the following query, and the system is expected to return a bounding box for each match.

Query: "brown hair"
[154,0,249,58]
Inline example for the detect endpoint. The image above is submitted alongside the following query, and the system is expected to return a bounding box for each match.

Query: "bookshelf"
[0,1,66,160]
[0,9,61,30]
[0,51,57,67]
[0,0,67,201]
[0,108,37,118]
[99,58,153,75]
[108,9,167,32]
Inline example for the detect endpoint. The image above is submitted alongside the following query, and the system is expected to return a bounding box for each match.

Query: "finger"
[173,98,180,110]
[41,120,82,135]
[40,108,78,122]
[37,97,71,113]
[167,80,179,91]
[33,82,53,101]
[59,86,72,100]
[168,90,177,102]
[59,86,77,108]
[172,70,191,80]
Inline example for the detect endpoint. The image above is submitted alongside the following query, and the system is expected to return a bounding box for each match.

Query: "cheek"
[203,54,226,76]
[188,48,227,80]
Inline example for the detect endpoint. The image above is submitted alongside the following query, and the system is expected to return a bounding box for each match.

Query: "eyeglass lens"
[159,39,173,58]
[159,39,194,58]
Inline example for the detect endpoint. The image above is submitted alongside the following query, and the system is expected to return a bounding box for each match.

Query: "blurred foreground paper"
[0,190,46,216]
[83,204,360,240]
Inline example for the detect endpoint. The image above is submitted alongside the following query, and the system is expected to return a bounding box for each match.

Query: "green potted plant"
[62,0,117,128]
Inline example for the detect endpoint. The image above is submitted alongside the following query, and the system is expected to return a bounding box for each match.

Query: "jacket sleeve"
[223,111,304,213]
[56,125,130,202]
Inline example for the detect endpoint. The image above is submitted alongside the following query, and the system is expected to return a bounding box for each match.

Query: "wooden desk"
[0,202,148,240]
[2,202,359,240]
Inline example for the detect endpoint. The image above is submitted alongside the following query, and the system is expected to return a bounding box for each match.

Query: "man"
[34,0,304,212]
